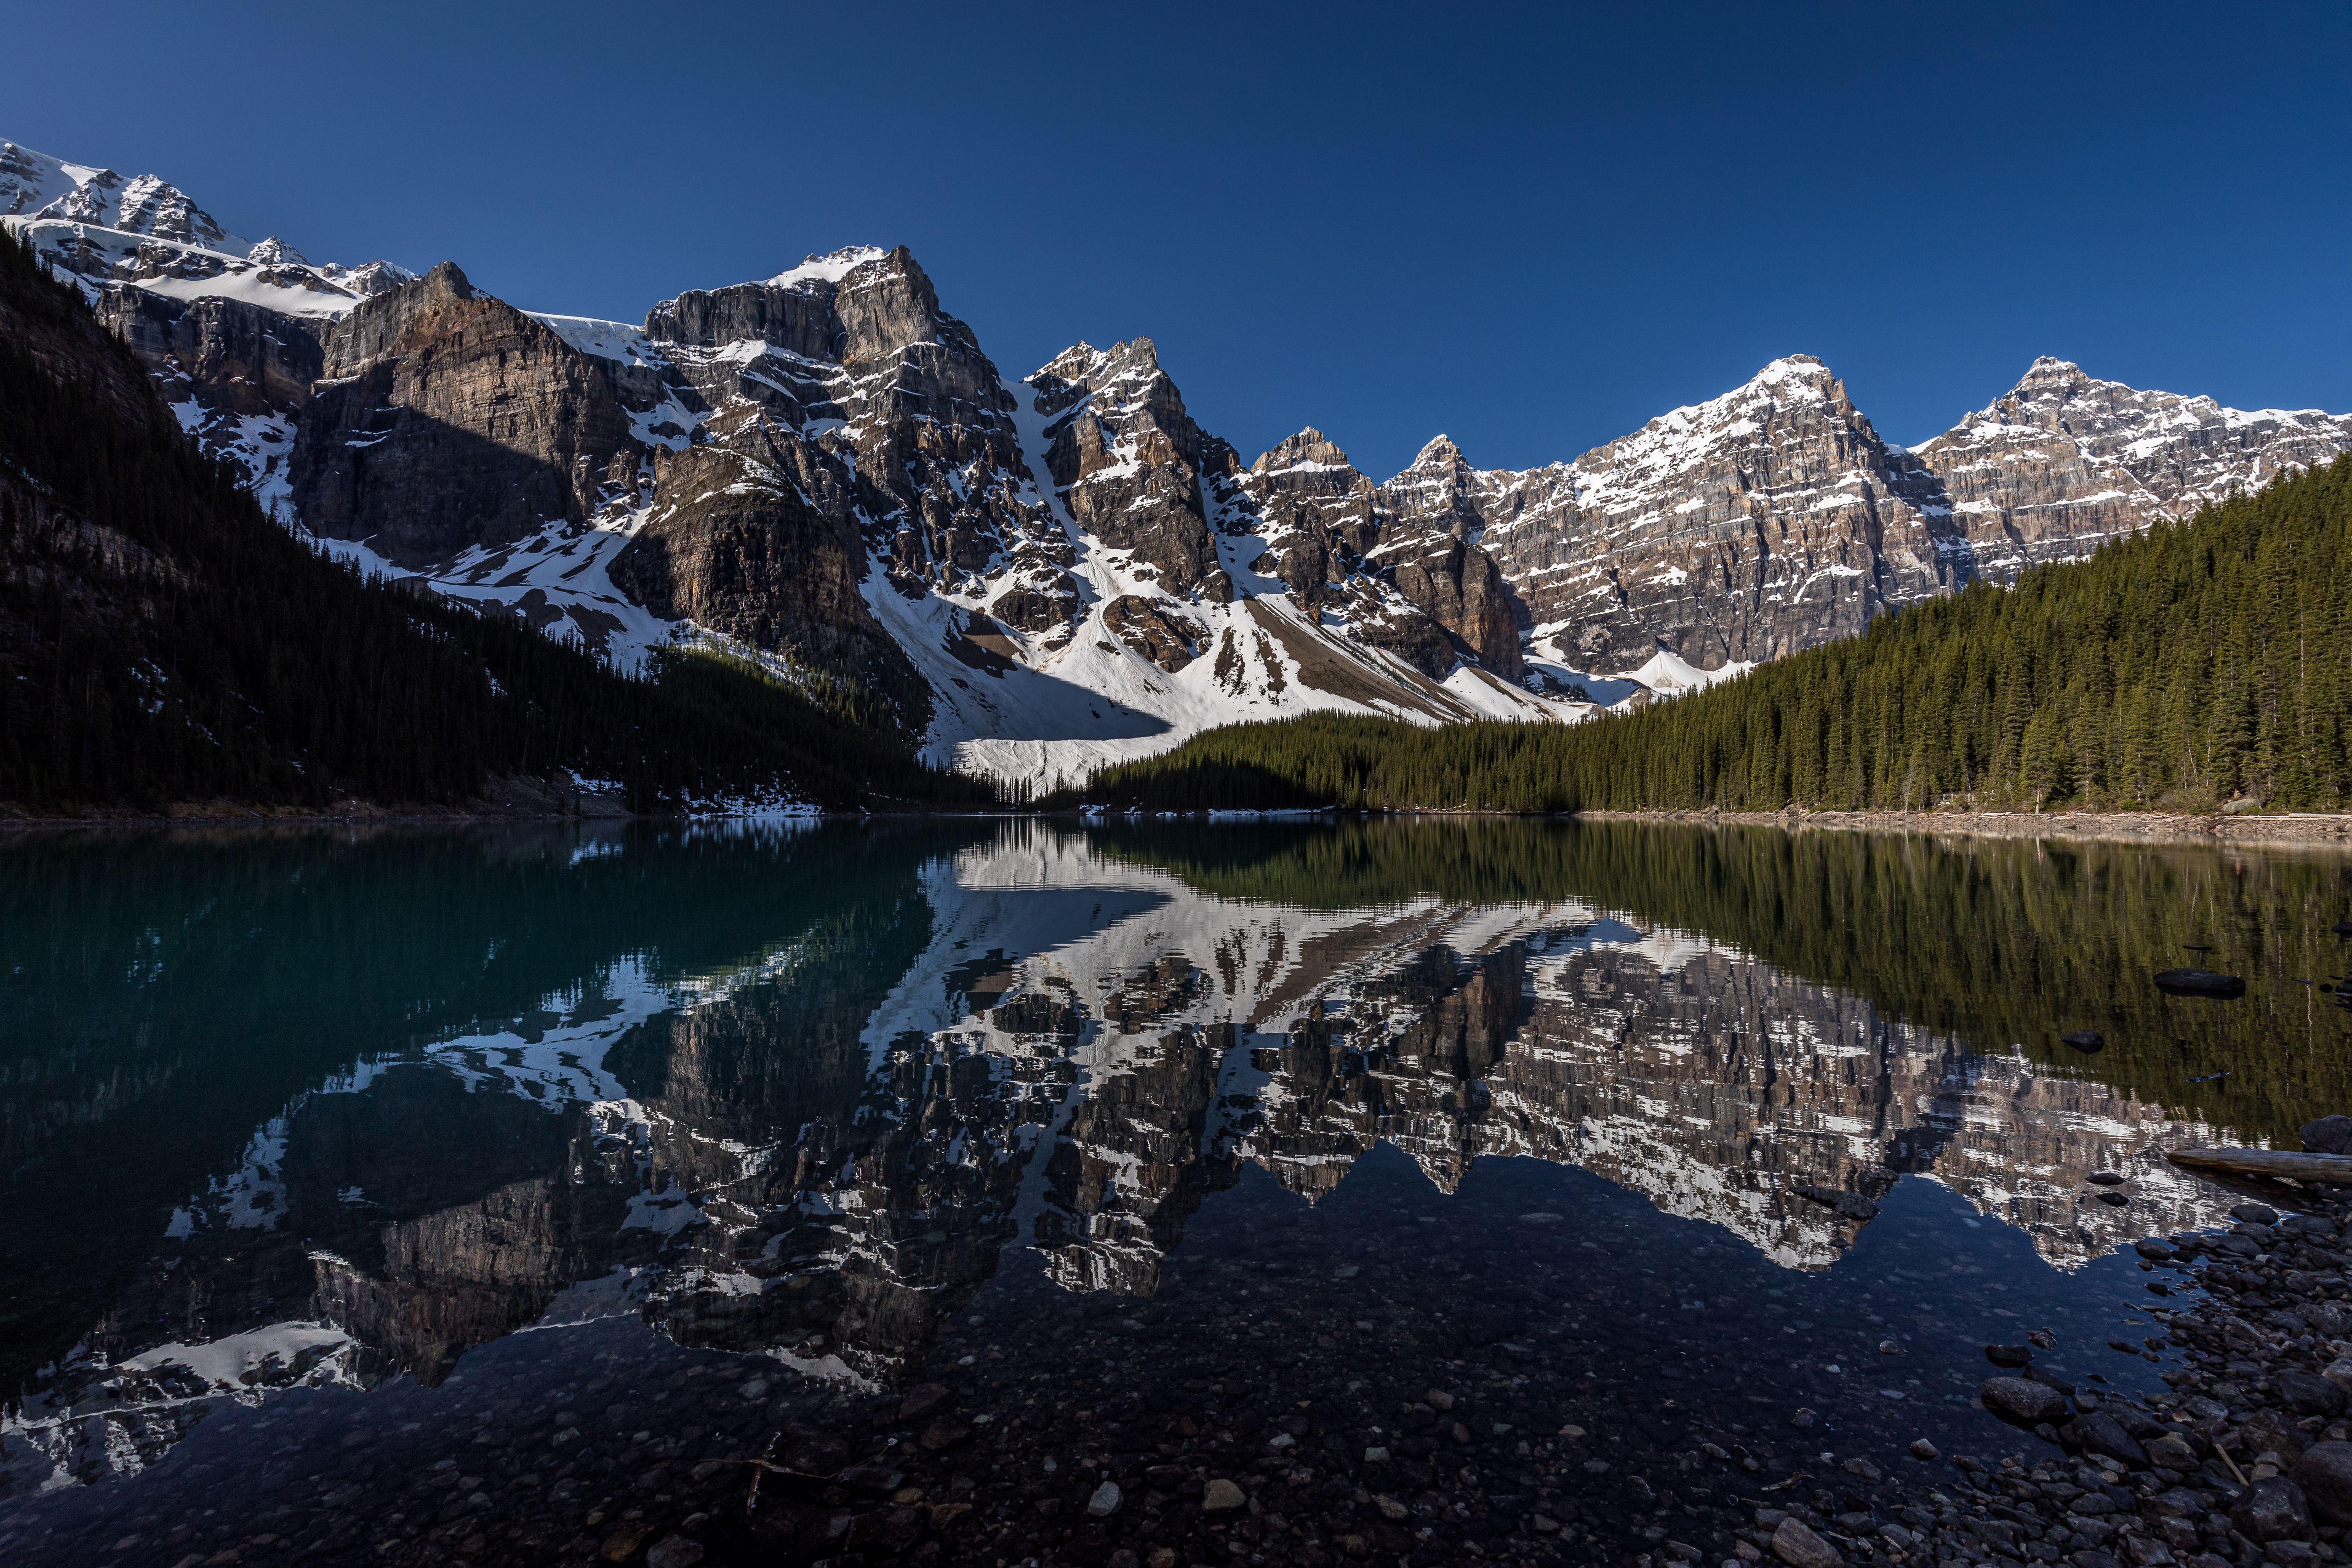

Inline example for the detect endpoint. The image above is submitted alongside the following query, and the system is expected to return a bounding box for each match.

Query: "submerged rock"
[2154,968,2246,996]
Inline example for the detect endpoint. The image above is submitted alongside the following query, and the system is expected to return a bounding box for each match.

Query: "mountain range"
[9,137,2349,789]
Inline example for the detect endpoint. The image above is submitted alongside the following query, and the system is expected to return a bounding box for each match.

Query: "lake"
[1,819,2348,1567]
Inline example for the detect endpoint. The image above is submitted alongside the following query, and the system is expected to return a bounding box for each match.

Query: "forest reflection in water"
[0,817,2347,1507]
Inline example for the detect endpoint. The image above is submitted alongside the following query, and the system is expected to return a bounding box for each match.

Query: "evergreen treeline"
[1063,456,2352,814]
[0,233,996,815]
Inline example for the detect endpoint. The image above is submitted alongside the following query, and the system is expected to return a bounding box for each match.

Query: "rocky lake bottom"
[1,819,2348,1568]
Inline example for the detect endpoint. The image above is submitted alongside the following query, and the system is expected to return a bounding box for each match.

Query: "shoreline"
[7,803,2352,849]
[1577,808,2352,850]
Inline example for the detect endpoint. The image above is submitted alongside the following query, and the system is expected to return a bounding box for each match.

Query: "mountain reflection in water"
[1,819,2346,1503]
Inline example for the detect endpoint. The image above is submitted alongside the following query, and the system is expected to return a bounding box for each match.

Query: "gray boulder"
[2302,1115,2352,1156]
[2292,1442,2352,1527]
[2231,1477,2312,1543]
[1981,1376,2069,1426]
[2067,1413,2149,1470]
[1770,1517,1843,1568]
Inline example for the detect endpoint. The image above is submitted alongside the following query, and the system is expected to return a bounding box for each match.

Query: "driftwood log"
[2165,1147,2352,1184]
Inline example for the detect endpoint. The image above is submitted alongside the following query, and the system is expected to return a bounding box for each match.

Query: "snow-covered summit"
[765,244,888,289]
[0,142,252,253]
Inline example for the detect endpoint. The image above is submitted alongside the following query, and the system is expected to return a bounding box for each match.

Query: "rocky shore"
[1775,1169,2352,1568]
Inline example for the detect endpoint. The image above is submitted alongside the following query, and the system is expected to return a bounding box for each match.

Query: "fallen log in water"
[2165,1146,2352,1183]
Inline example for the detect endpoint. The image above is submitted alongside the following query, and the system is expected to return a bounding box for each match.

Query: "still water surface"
[1,820,2348,1562]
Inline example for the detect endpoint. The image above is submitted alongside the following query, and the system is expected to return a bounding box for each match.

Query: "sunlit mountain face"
[1,821,2342,1558]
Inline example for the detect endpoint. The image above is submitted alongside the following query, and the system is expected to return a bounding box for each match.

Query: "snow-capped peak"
[764,245,887,289]
[246,237,308,266]
[0,143,252,254]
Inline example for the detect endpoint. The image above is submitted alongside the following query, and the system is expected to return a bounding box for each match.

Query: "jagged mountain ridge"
[7,135,2347,786]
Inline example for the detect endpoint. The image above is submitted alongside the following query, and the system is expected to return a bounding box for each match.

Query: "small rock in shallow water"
[2154,968,2246,996]
[2087,1171,2126,1186]
[1087,1481,1122,1517]
[1910,1438,1938,1460]
[2029,1327,2058,1349]
[1790,1408,1816,1429]
[2233,1203,2281,1225]
[2062,1030,2106,1052]
[1878,1340,1905,1356]
[1202,1478,1245,1511]
[1985,1344,2033,1368]
[645,1539,704,1568]
[1981,1376,2069,1426]
[2134,1238,2176,1260]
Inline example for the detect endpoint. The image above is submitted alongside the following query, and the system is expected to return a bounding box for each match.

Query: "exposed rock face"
[1031,338,1227,596]
[1911,357,2352,574]
[645,245,1055,610]
[1235,429,1525,679]
[609,441,915,699]
[89,286,324,493]
[94,288,324,419]
[289,262,640,565]
[1408,356,2352,679]
[1463,357,1956,671]
[1100,594,1208,673]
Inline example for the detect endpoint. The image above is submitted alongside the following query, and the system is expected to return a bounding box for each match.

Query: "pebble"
[1201,1478,1245,1511]
[1087,1480,1122,1517]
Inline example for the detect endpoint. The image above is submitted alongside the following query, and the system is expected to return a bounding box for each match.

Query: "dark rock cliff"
[288,262,639,566]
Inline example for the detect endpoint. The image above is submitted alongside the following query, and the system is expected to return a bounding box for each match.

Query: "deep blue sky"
[11,2,2348,476]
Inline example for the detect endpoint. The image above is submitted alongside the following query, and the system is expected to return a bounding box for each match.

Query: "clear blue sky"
[11,2,2348,477]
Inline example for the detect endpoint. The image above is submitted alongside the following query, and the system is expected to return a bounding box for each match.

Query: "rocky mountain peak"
[417,260,475,300]
[832,244,950,361]
[1251,427,1360,477]
[246,237,308,266]
[1405,434,1467,471]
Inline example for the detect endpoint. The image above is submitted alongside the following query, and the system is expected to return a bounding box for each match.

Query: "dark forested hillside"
[0,234,996,815]
[1067,456,2352,815]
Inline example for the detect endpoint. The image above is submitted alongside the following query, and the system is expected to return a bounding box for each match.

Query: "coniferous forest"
[0,233,996,815]
[1065,454,2352,815]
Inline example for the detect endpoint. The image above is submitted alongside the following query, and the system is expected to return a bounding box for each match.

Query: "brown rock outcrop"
[289,262,640,565]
